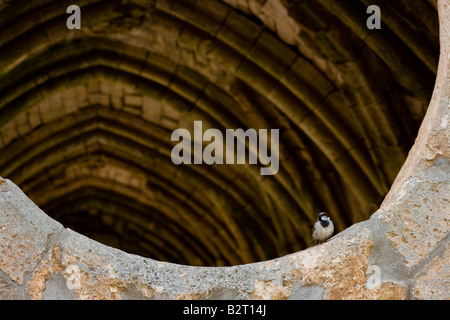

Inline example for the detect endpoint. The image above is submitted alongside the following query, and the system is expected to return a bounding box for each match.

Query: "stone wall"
[0,0,448,299]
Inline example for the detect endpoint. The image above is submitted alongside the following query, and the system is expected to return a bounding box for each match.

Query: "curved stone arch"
[0,0,394,210]
[0,0,448,299]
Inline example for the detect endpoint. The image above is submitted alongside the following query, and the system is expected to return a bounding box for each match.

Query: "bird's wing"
[310,222,318,244]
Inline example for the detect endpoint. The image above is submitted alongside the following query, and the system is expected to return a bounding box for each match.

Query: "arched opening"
[0,0,439,266]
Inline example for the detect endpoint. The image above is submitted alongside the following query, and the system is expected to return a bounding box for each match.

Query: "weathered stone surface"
[413,241,450,300]
[0,177,62,288]
[378,158,449,268]
[0,147,446,300]
[0,179,410,300]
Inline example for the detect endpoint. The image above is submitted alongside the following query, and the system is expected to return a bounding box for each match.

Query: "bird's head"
[318,212,330,222]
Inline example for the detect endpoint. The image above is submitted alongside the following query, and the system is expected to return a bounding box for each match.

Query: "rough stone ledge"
[0,169,447,299]
[0,113,448,300]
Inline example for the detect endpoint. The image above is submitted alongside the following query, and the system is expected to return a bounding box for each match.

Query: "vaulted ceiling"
[0,0,439,266]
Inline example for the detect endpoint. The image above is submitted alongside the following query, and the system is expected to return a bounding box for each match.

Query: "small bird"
[311,212,334,245]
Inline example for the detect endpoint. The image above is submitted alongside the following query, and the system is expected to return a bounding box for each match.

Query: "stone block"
[124,94,143,107]
[142,98,163,123]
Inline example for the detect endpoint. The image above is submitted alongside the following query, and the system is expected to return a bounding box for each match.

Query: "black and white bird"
[311,212,334,245]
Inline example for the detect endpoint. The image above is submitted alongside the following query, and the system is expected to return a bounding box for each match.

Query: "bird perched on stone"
[311,212,334,245]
